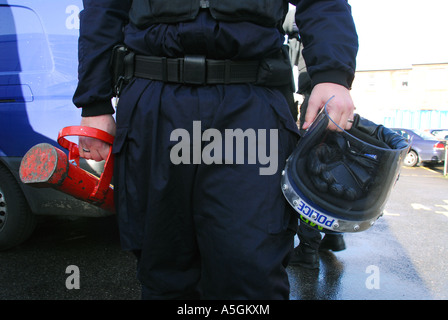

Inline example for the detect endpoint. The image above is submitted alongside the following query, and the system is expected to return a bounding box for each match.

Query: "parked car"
[0,0,111,250]
[391,128,446,167]
[424,129,448,141]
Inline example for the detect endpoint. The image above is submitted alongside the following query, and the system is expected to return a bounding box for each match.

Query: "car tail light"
[434,142,445,150]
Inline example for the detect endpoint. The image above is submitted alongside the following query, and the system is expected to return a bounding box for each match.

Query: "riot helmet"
[282,98,410,233]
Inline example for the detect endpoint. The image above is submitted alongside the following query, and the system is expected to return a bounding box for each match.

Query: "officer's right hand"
[79,114,116,162]
[303,82,355,132]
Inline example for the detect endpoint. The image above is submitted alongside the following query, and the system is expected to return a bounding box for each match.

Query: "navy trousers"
[113,77,299,299]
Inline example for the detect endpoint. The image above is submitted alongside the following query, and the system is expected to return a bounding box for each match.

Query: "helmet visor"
[282,98,409,232]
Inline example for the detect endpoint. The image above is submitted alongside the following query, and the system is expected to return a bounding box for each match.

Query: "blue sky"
[349,0,448,70]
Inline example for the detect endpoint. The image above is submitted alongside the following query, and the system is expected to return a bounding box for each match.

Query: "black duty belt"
[112,45,293,96]
[134,55,260,85]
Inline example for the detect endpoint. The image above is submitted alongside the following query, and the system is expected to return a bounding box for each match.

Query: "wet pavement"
[0,165,447,300]
[0,214,141,300]
[288,164,448,300]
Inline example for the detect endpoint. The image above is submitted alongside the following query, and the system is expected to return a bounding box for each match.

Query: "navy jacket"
[73,0,358,117]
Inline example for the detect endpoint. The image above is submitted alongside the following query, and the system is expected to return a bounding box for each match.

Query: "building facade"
[351,62,448,129]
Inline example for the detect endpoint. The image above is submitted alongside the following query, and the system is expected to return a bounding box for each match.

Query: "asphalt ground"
[0,164,447,301]
[287,163,448,300]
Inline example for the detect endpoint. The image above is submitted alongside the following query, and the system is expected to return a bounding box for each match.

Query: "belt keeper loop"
[178,58,184,83]
[161,57,167,82]
[224,60,231,84]
[183,55,206,85]
[123,51,135,80]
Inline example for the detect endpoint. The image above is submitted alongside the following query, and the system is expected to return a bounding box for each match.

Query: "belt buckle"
[183,55,206,85]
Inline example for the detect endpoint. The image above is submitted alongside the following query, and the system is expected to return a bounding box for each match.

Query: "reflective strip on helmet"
[281,165,379,233]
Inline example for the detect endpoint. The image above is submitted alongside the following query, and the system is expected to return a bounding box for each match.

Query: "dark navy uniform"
[73,0,358,299]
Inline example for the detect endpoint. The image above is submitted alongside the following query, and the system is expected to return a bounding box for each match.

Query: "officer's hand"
[79,114,116,162]
[302,83,355,131]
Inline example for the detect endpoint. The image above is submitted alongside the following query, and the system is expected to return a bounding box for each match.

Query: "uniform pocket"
[113,126,129,224]
[112,127,128,155]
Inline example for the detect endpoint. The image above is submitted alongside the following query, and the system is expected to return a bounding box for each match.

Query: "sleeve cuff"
[80,101,115,117]
[311,70,354,90]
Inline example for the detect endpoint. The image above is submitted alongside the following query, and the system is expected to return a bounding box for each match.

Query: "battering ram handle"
[19,126,115,213]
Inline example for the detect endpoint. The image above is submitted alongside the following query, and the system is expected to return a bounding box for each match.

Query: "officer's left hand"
[302,82,355,131]
[79,114,116,162]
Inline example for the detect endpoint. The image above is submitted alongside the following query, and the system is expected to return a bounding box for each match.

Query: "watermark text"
[170,121,278,175]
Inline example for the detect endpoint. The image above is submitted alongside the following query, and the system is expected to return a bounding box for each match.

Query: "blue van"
[0,0,110,250]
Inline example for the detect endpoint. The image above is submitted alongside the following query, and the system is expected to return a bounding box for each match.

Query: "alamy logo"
[65,5,80,30]
[65,265,80,290]
[170,121,278,175]
[365,265,380,289]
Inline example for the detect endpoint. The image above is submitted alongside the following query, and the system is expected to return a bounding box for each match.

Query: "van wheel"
[0,165,36,250]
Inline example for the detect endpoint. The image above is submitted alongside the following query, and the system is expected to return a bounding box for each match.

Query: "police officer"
[73,0,358,299]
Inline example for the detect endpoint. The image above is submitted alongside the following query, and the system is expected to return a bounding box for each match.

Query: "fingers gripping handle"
[57,126,115,203]
[57,126,114,165]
